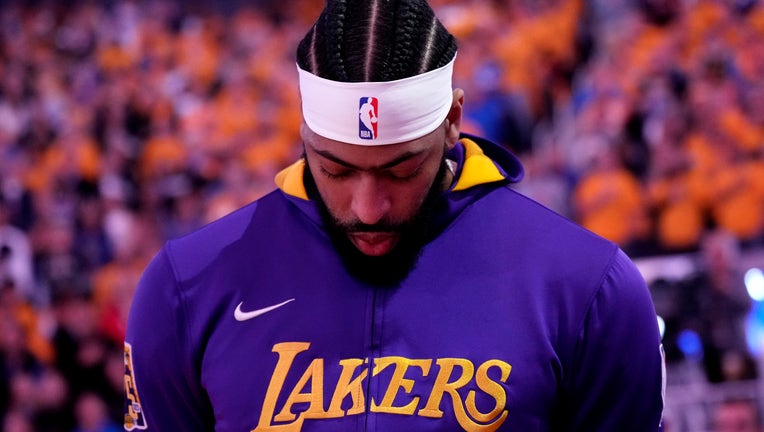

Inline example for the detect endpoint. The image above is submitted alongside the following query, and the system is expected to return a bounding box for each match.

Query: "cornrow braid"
[296,0,457,83]
[323,0,349,82]
[389,0,419,80]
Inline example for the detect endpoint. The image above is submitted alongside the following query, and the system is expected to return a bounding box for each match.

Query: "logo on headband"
[358,97,378,140]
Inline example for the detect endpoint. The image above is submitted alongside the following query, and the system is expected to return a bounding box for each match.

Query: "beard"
[306,155,450,288]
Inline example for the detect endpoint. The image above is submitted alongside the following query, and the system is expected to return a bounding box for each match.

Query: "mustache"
[333,219,407,233]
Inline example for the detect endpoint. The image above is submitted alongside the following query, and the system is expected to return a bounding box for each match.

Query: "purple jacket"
[124,134,665,431]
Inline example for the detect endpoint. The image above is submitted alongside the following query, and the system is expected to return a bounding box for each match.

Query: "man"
[712,398,763,432]
[124,0,665,430]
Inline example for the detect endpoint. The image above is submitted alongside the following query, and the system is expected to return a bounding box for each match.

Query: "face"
[302,89,463,256]
[301,89,463,285]
[304,124,446,254]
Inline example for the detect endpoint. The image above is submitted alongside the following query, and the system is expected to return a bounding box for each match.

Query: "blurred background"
[0,0,762,431]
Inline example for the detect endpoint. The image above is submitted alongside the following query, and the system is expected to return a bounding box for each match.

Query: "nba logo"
[359,97,378,140]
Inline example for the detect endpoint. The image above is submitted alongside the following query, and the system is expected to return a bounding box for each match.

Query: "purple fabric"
[125,136,664,431]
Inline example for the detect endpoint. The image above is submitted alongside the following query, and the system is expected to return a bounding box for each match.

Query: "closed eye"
[385,164,422,181]
[311,146,428,181]
[320,165,420,181]
[320,166,353,179]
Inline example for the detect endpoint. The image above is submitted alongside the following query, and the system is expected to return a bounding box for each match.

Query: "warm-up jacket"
[124,134,665,431]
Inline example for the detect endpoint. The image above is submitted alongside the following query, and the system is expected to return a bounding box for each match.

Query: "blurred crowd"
[0,0,763,430]
[480,0,764,257]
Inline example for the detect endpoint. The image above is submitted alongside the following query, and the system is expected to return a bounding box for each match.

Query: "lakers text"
[252,342,512,432]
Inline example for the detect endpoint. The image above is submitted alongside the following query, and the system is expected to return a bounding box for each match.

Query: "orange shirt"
[140,133,188,178]
[710,159,764,240]
[573,168,648,246]
[649,174,708,250]
[719,108,763,155]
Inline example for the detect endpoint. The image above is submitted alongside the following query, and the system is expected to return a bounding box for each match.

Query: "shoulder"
[456,184,640,304]
[474,185,619,263]
[162,190,289,282]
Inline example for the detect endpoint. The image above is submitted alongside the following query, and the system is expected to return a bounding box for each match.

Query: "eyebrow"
[311,147,427,171]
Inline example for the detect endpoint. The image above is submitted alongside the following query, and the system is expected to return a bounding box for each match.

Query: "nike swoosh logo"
[234,298,295,322]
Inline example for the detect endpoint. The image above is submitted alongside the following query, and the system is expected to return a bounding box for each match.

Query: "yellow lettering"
[124,375,137,414]
[370,357,432,415]
[254,343,513,432]
[463,360,512,431]
[124,343,145,429]
[253,342,310,432]
[326,358,368,417]
[274,358,327,422]
[418,359,511,432]
[418,358,474,418]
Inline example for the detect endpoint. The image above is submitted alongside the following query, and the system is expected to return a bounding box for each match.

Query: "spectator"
[691,229,757,383]
[71,392,121,432]
[708,153,764,245]
[2,409,34,432]
[50,291,120,426]
[712,398,763,432]
[572,140,650,248]
[0,197,36,303]
[647,137,709,252]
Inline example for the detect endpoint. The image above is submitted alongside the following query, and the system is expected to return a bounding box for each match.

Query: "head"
[701,228,741,275]
[296,0,463,285]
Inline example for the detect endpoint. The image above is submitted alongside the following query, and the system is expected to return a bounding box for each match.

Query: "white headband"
[297,55,456,146]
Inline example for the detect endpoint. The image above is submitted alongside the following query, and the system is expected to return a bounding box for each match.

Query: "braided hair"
[296,0,457,82]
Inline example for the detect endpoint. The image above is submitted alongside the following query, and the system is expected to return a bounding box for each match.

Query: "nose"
[350,175,391,226]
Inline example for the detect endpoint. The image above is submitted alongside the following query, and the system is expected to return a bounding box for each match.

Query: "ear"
[444,88,465,150]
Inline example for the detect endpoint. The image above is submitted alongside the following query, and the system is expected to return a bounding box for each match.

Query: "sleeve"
[559,248,665,432]
[124,247,215,431]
